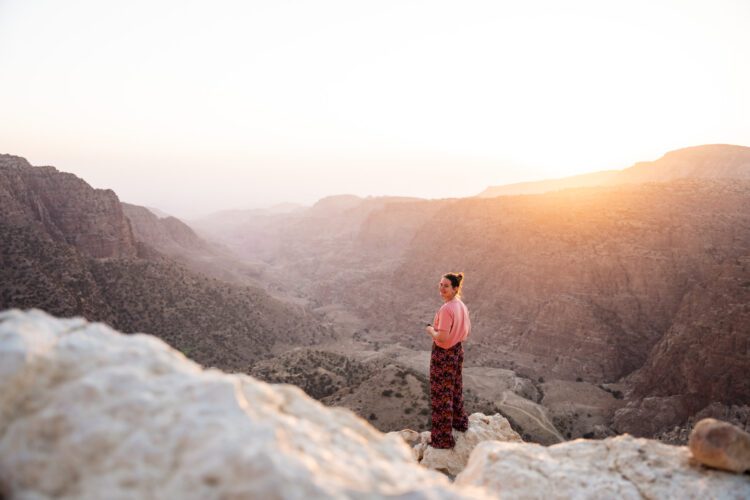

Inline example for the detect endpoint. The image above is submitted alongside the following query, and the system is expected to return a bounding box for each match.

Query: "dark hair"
[443,272,465,295]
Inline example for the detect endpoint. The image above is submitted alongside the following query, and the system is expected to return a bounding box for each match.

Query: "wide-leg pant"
[429,341,469,448]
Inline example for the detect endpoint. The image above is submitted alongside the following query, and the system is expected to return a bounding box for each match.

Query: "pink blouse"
[433,298,471,349]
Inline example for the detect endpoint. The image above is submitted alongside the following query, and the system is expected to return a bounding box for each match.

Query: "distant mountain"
[145,206,172,218]
[0,154,331,370]
[188,194,427,291]
[121,202,265,287]
[478,144,750,197]
[122,202,214,255]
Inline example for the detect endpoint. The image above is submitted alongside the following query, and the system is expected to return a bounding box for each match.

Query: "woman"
[424,272,471,449]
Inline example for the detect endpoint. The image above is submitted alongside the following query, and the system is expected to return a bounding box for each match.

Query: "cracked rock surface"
[455,434,750,499]
[391,413,522,477]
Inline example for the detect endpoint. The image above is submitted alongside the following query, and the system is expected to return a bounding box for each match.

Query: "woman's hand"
[425,325,435,337]
[425,324,443,342]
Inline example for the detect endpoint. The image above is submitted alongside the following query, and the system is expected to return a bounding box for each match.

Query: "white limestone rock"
[392,413,522,477]
[0,309,492,500]
[456,434,750,499]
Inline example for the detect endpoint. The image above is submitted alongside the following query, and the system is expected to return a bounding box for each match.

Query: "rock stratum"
[2,309,749,499]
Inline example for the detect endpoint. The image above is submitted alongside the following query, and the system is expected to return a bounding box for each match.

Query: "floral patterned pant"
[429,341,469,448]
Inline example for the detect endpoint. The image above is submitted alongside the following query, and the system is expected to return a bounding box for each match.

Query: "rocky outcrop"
[689,418,750,473]
[2,309,748,499]
[0,309,481,499]
[540,379,624,441]
[392,413,523,477]
[0,154,138,259]
[456,435,750,499]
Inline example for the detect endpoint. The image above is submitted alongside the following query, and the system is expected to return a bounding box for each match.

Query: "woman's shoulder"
[443,298,467,311]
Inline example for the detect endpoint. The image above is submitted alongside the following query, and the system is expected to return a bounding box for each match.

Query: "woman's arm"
[425,325,449,343]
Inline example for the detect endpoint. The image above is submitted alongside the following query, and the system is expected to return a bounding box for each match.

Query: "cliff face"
[0,154,138,259]
[614,258,750,435]
[0,155,331,370]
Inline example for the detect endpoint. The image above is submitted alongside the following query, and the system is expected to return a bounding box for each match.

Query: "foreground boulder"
[2,309,747,499]
[689,418,750,473]
[0,309,487,499]
[455,434,750,499]
[391,413,522,477]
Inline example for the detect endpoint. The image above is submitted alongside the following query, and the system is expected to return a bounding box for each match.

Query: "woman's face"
[438,277,457,301]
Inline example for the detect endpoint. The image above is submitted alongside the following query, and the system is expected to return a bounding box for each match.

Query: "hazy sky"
[1,0,748,218]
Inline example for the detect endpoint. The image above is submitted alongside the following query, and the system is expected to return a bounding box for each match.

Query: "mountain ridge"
[0,155,332,370]
[478,144,750,198]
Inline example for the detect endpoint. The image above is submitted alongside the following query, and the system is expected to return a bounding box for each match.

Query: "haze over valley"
[3,144,748,445]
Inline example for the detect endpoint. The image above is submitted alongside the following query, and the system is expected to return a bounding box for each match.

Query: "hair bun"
[443,272,464,291]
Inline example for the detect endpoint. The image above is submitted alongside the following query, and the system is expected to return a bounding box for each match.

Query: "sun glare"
[0,0,748,215]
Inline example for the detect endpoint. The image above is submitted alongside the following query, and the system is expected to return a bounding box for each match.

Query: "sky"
[1,0,749,218]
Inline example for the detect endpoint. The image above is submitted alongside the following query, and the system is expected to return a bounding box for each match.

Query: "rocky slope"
[121,202,266,288]
[394,180,750,382]
[121,202,214,256]
[0,155,331,370]
[614,257,750,436]
[2,309,748,499]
